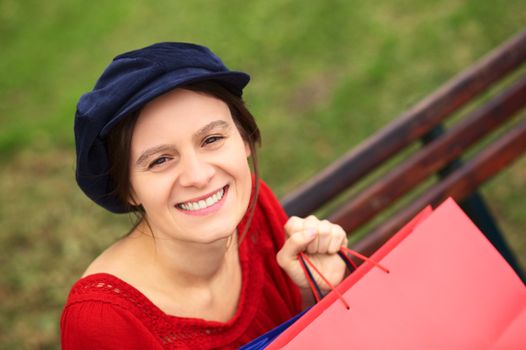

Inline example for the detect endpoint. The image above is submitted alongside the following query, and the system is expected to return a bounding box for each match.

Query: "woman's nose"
[178,153,215,188]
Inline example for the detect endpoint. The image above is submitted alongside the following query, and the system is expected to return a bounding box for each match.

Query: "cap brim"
[100,69,250,137]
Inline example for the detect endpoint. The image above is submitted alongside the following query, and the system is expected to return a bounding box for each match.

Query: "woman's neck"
[130,222,242,320]
[131,221,239,288]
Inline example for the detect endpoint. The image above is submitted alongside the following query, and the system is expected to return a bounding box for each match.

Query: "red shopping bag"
[268,198,526,349]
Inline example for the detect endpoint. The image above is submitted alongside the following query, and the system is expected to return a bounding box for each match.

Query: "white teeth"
[178,187,226,211]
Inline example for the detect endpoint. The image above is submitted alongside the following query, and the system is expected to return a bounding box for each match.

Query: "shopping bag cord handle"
[298,254,323,303]
[299,252,351,309]
[340,246,390,274]
[298,246,389,309]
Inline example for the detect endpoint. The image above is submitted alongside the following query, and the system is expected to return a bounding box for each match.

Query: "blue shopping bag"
[240,308,309,350]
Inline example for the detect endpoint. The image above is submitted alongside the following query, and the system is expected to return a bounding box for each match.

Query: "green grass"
[1,0,525,348]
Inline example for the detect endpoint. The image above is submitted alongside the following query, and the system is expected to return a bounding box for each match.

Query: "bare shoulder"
[82,234,145,278]
[81,239,124,277]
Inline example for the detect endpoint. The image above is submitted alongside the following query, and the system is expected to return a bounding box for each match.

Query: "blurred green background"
[1,0,525,348]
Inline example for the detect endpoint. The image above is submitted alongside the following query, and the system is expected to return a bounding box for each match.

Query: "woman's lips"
[176,185,229,216]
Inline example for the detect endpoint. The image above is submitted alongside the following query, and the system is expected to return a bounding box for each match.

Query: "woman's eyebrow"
[135,145,177,167]
[193,120,231,141]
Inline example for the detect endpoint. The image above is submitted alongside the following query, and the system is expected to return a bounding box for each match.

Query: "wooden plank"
[329,75,526,232]
[351,115,526,255]
[282,29,526,217]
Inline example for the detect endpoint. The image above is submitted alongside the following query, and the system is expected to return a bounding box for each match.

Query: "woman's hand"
[276,215,348,292]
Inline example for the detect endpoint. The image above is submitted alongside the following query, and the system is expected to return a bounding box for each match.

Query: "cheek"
[231,148,252,180]
[130,173,172,207]
[237,157,253,200]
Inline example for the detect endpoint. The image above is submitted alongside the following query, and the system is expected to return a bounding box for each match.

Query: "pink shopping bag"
[268,198,526,349]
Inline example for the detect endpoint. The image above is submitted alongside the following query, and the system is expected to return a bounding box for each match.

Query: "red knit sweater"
[61,180,302,349]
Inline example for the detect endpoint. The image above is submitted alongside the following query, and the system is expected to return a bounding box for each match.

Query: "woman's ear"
[244,141,251,158]
[127,189,141,207]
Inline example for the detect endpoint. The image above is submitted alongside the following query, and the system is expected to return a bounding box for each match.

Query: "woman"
[61,42,347,349]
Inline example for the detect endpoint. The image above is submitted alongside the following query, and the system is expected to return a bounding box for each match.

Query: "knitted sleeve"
[61,300,164,350]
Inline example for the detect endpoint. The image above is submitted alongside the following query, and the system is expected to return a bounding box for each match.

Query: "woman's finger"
[315,220,333,254]
[276,229,317,267]
[284,216,304,237]
[302,216,321,254]
[328,224,347,254]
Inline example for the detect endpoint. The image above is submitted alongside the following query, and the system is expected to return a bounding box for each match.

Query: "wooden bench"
[281,29,526,281]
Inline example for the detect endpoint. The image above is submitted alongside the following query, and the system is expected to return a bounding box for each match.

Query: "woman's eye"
[148,156,170,169]
[203,135,224,146]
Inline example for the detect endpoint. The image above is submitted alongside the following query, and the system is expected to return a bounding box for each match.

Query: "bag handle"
[298,246,389,309]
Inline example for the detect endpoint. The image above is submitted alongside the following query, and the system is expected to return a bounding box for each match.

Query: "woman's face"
[128,88,252,244]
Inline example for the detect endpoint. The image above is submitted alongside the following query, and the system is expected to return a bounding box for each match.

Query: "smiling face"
[128,88,253,244]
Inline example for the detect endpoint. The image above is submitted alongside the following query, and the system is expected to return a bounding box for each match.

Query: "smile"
[177,186,227,211]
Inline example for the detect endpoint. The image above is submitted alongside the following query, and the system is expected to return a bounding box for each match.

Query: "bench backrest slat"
[353,115,526,255]
[282,30,526,218]
[328,75,526,232]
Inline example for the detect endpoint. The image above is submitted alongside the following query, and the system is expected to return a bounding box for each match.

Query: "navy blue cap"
[74,42,250,213]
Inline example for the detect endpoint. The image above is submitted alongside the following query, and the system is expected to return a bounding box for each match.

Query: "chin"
[192,200,249,244]
[196,222,240,244]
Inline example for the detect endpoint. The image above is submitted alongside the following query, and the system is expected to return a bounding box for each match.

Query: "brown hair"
[106,81,262,239]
